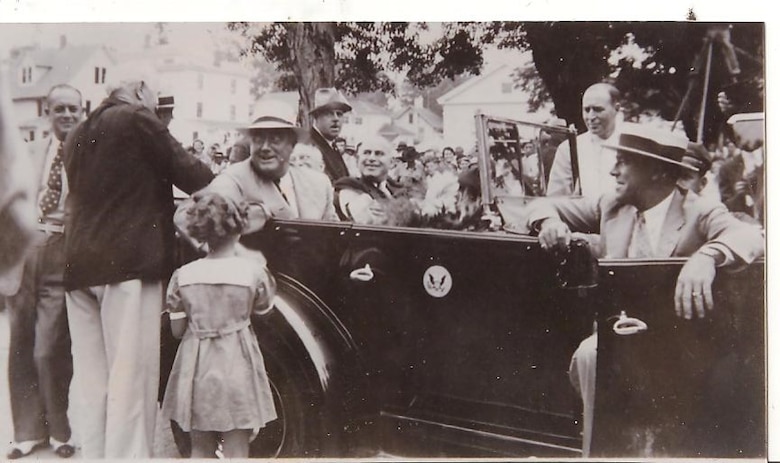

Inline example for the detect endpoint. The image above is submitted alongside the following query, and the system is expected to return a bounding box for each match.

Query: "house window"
[501,82,513,94]
[197,74,204,90]
[28,131,35,141]
[408,113,413,124]
[37,99,43,117]
[21,67,33,84]
[196,102,203,118]
[193,131,199,141]
[354,117,363,125]
[95,67,100,84]
[101,68,106,84]
[85,100,92,114]
[230,79,236,95]
[229,105,236,121]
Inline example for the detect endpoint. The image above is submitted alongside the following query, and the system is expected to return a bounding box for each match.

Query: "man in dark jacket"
[62,68,214,459]
[300,87,352,182]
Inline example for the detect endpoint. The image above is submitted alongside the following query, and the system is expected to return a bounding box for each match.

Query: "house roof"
[9,45,113,100]
[377,122,415,138]
[436,64,511,105]
[394,106,443,132]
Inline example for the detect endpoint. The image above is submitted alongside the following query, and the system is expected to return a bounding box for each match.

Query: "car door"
[591,259,765,458]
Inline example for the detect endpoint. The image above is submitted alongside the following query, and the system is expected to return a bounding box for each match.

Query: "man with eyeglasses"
[3,84,83,460]
[62,66,214,458]
[202,99,337,234]
[300,87,353,182]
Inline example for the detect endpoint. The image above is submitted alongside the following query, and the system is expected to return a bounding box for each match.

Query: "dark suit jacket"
[526,188,764,265]
[303,127,348,183]
[63,96,214,290]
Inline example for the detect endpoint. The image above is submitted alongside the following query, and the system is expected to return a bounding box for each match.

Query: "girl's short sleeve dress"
[162,256,277,432]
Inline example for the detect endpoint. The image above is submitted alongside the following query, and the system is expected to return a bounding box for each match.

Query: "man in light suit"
[527,122,764,457]
[205,99,337,233]
[4,85,82,459]
[547,83,622,198]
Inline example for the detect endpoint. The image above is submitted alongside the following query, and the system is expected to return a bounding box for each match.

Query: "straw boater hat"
[243,100,297,131]
[309,87,352,115]
[603,122,697,172]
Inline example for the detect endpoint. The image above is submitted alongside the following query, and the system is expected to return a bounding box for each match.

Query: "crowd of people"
[0,59,765,460]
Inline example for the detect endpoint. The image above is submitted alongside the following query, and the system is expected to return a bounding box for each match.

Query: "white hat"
[244,100,297,130]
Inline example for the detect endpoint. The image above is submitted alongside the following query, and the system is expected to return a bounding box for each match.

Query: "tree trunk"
[285,23,337,130]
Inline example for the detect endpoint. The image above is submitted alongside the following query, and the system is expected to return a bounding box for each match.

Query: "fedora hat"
[604,123,697,172]
[243,100,297,131]
[156,95,175,109]
[310,87,352,115]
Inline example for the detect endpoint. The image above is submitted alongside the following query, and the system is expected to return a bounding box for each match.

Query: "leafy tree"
[228,22,490,128]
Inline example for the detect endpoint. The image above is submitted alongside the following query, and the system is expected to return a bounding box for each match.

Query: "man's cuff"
[696,243,735,267]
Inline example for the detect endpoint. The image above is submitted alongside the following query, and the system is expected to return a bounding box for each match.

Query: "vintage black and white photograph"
[0,3,771,460]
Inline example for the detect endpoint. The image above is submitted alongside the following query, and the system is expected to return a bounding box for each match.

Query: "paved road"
[0,305,179,459]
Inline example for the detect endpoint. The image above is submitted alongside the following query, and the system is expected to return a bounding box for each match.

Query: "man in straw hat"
[526,122,764,456]
[300,87,353,182]
[204,99,336,233]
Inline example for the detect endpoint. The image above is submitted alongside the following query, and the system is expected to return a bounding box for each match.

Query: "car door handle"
[612,310,648,336]
[350,264,374,282]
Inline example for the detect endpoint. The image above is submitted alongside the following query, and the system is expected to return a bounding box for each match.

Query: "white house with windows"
[392,101,444,147]
[437,63,553,152]
[7,44,115,142]
[118,43,253,149]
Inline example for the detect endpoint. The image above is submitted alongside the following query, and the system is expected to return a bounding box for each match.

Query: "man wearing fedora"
[156,94,175,128]
[204,99,337,234]
[301,87,352,183]
[527,122,764,456]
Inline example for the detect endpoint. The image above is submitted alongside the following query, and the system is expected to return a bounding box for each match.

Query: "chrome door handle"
[350,264,374,282]
[612,310,648,336]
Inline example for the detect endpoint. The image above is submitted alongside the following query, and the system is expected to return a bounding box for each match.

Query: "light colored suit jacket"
[0,136,58,295]
[206,160,337,233]
[527,188,764,265]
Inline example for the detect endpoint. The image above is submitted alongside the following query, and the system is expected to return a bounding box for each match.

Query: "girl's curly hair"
[185,192,248,246]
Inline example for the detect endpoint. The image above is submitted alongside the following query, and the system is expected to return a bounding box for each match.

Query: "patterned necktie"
[628,211,654,258]
[39,143,64,216]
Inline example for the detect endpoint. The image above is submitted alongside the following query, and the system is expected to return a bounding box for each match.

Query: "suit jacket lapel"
[655,189,686,258]
[602,205,636,258]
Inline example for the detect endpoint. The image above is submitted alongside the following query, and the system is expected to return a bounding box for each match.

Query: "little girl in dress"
[162,192,277,458]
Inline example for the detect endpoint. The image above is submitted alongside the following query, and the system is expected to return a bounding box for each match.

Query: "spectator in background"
[289,142,325,172]
[155,95,175,128]
[442,146,457,171]
[229,138,250,164]
[300,88,352,182]
[4,84,83,460]
[547,83,622,198]
[211,149,228,175]
[192,139,209,165]
[63,66,214,458]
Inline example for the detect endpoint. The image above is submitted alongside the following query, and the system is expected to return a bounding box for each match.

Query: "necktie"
[628,211,654,258]
[273,179,289,205]
[39,143,64,216]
